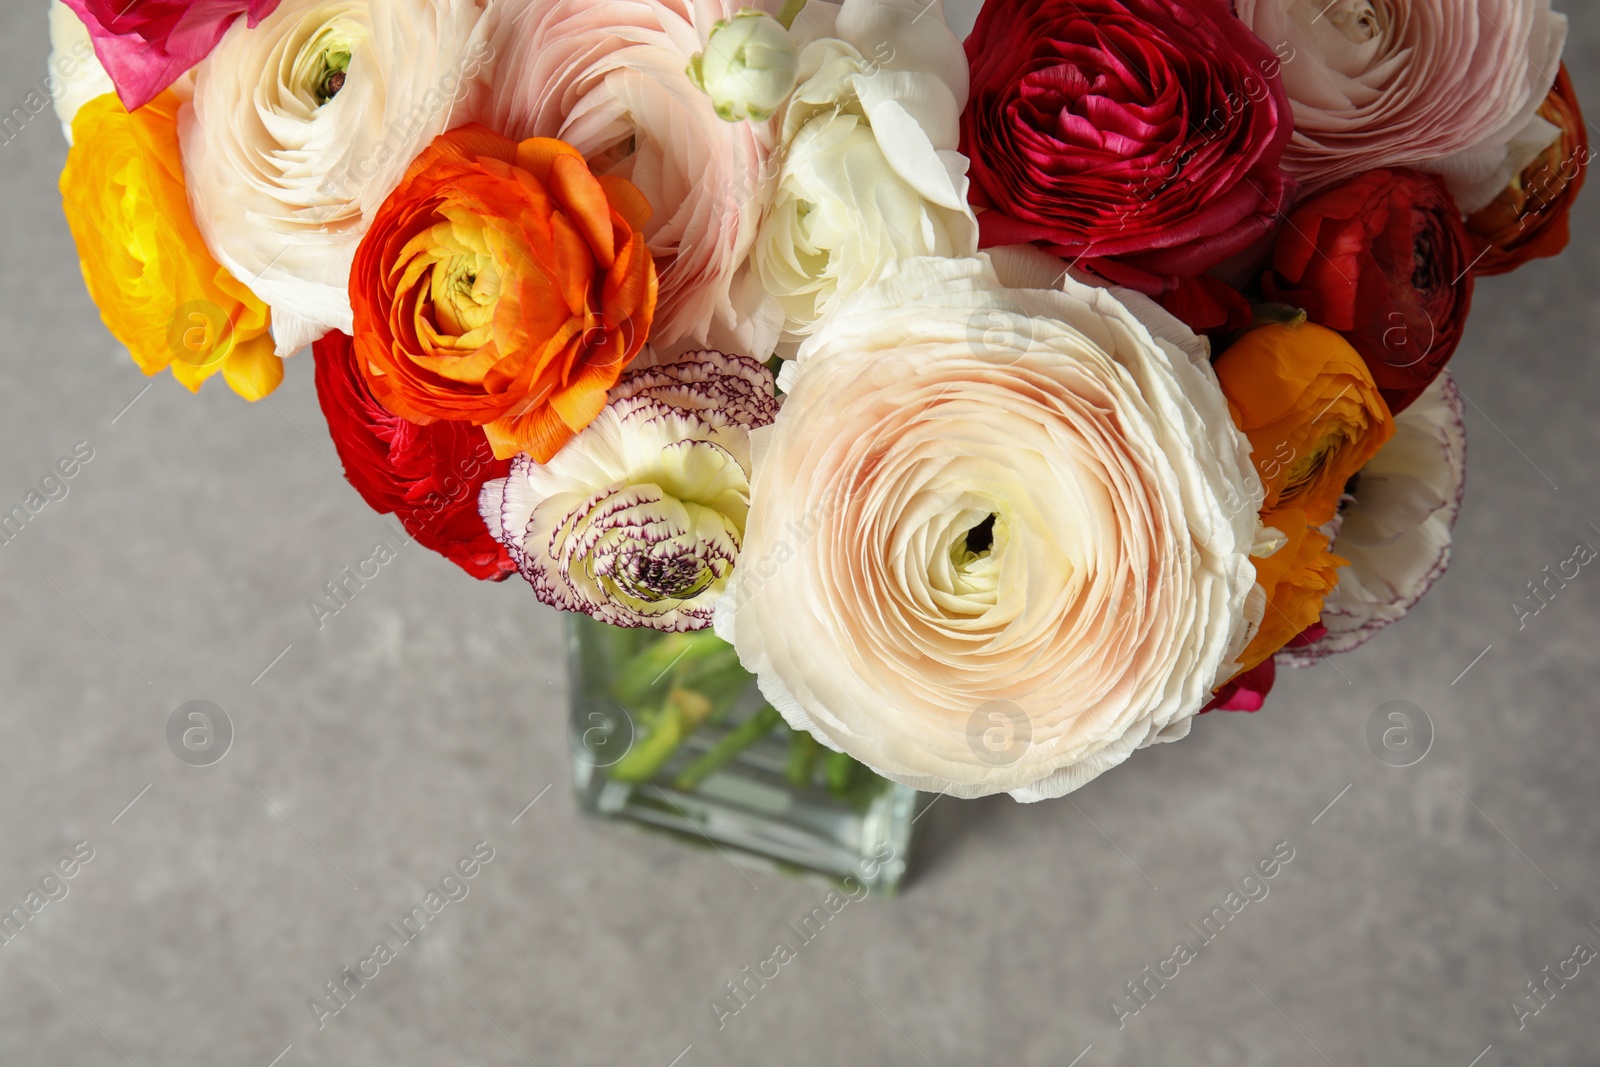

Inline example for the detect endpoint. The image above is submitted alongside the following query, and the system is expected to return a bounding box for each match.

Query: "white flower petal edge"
[1282,371,1467,663]
[47,0,114,143]
[481,350,777,633]
[715,255,1264,801]
[180,0,494,354]
[753,0,977,344]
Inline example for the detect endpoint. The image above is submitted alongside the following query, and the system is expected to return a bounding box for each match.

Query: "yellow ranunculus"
[59,90,281,401]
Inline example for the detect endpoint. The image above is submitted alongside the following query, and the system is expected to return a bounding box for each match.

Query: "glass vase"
[566,613,924,892]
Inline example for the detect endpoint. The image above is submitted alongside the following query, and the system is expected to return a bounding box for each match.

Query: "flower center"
[430,254,499,337]
[1326,0,1383,44]
[962,514,997,556]
[1411,230,1440,291]
[291,20,363,108]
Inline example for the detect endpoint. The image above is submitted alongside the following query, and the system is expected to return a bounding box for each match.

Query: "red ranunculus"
[61,0,281,111]
[959,0,1296,297]
[1467,64,1590,277]
[1263,169,1473,415]
[1202,657,1275,713]
[313,331,515,582]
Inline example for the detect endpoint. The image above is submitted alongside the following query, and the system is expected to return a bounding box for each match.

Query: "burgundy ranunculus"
[1202,657,1276,713]
[61,0,281,111]
[312,331,515,582]
[959,0,1296,296]
[1263,169,1473,415]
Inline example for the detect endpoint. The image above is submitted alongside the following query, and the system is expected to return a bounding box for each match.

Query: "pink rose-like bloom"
[1234,0,1568,211]
[61,0,281,111]
[483,0,786,358]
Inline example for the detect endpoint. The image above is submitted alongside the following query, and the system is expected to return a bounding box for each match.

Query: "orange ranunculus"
[59,91,280,401]
[350,124,657,462]
[1467,63,1589,277]
[1214,320,1395,528]
[1236,512,1346,673]
[1215,320,1394,671]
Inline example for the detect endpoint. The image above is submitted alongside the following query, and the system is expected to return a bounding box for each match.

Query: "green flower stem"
[612,630,735,709]
[609,687,713,783]
[825,750,856,796]
[785,727,820,786]
[674,705,783,791]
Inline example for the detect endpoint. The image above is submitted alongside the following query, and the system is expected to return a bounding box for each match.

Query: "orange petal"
[595,174,654,232]
[514,137,587,184]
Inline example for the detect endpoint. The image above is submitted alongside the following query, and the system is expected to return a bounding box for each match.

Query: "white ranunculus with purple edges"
[480,351,778,633]
[715,255,1265,801]
[752,0,977,344]
[483,0,790,359]
[1282,372,1467,663]
[179,0,495,354]
[1234,0,1568,211]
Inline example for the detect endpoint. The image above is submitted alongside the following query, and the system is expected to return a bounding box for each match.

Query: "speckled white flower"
[1282,371,1467,662]
[716,255,1264,800]
[180,0,495,353]
[480,351,777,631]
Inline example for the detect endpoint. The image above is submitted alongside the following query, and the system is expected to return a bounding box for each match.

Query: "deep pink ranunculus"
[959,0,1296,297]
[61,0,281,111]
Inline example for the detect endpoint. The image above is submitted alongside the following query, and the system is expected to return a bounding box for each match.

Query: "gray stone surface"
[3,0,1599,1063]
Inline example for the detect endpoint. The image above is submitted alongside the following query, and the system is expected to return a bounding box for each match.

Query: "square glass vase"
[566,613,923,892]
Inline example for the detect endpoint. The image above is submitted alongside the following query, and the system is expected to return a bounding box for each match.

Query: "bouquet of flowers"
[52,0,1584,812]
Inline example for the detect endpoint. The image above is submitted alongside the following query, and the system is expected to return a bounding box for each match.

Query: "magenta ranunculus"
[60,0,281,111]
[959,0,1297,297]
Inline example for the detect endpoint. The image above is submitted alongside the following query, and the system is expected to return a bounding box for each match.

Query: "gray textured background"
[3,0,1599,1064]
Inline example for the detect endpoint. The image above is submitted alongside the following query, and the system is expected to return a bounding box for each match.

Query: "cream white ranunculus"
[1234,0,1567,211]
[47,0,114,143]
[689,10,801,122]
[716,255,1264,801]
[752,0,976,343]
[480,351,778,632]
[180,0,495,353]
[484,0,787,359]
[1282,371,1467,662]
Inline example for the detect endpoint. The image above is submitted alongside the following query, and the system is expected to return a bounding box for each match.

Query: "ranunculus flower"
[180,0,496,352]
[481,350,777,631]
[958,0,1295,297]
[48,1,114,143]
[350,126,657,462]
[1263,170,1473,416]
[1237,510,1345,673]
[61,0,280,111]
[1467,64,1590,276]
[1203,657,1276,713]
[1233,0,1568,210]
[752,0,977,343]
[1214,320,1395,528]
[60,91,282,401]
[312,330,515,581]
[1282,372,1467,662]
[1214,320,1394,669]
[484,0,783,357]
[688,10,800,123]
[716,256,1264,801]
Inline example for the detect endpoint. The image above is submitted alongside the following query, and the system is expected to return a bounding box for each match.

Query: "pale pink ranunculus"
[715,255,1265,801]
[483,0,788,359]
[1235,0,1568,211]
